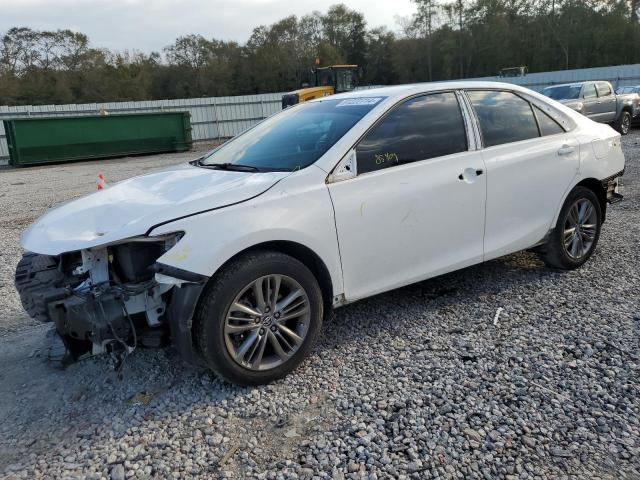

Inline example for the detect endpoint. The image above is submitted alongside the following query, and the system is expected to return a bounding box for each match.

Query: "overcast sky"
[0,0,418,53]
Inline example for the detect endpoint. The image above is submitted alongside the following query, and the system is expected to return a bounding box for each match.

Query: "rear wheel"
[194,251,323,385]
[539,186,602,270]
[613,110,631,135]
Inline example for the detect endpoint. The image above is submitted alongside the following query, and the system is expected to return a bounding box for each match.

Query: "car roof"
[309,80,585,173]
[315,80,549,104]
[543,82,584,89]
[545,80,617,89]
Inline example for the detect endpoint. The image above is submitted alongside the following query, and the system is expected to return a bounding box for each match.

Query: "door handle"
[557,144,575,156]
[458,168,484,182]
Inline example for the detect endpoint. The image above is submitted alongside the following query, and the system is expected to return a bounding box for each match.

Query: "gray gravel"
[1,132,639,479]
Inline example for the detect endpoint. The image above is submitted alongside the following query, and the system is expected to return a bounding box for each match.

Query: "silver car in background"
[542,81,638,134]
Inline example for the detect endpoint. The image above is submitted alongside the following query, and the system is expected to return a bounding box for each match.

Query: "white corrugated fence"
[2,63,640,165]
[467,63,640,91]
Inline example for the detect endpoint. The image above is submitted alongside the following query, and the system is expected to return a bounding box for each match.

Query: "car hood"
[21,163,288,255]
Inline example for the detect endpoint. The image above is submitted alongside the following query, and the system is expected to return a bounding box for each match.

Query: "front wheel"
[613,111,631,135]
[539,186,602,270]
[194,251,323,385]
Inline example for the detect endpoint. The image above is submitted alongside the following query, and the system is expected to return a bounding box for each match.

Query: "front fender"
[150,166,344,298]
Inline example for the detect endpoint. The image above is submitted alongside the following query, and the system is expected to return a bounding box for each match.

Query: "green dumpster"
[3,112,192,166]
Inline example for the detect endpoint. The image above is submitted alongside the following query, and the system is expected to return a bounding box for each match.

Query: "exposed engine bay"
[15,234,183,362]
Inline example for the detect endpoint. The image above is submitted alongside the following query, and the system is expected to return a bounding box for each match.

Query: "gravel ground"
[1,132,639,479]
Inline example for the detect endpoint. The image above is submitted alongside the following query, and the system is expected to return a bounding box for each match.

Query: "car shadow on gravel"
[322,250,556,339]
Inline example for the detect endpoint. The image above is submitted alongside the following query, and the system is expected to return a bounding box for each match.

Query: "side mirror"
[327,149,357,183]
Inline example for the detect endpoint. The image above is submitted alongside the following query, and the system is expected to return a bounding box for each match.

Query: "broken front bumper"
[153,262,209,367]
[15,240,210,366]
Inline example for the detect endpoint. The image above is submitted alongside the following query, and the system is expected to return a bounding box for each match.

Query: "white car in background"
[16,82,625,385]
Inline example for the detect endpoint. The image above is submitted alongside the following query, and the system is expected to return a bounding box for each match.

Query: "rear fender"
[549,125,624,228]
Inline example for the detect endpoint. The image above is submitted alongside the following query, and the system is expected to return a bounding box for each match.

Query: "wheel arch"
[614,107,632,134]
[574,177,607,223]
[549,177,608,236]
[211,240,335,310]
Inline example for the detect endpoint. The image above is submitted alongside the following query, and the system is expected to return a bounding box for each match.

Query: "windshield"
[542,85,582,100]
[317,69,334,87]
[200,97,384,171]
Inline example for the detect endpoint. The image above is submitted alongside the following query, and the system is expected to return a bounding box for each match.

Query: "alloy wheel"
[223,274,310,371]
[563,198,598,259]
[622,114,630,134]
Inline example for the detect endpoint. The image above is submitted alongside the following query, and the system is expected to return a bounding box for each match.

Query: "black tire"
[194,250,323,386]
[613,110,631,135]
[14,252,64,322]
[539,186,602,270]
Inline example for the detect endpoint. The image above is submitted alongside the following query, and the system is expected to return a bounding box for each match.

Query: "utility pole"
[458,0,464,78]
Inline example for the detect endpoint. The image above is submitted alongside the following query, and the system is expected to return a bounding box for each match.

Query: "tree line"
[1,0,639,106]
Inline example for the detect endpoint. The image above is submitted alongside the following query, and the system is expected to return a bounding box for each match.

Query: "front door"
[328,92,487,301]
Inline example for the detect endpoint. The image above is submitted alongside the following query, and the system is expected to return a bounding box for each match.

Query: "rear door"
[595,82,617,122]
[465,89,580,260]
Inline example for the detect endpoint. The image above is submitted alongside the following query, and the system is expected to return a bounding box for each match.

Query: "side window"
[532,105,565,136]
[583,83,597,99]
[596,82,612,97]
[466,90,539,147]
[356,92,468,175]
[335,70,355,93]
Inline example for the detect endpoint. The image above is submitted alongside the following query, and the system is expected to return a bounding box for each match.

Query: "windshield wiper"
[199,161,260,172]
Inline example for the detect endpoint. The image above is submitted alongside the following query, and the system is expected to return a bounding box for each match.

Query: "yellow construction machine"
[281,65,359,109]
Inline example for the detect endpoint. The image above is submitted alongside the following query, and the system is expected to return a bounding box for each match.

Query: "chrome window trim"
[327,89,473,180]
[518,92,577,132]
[456,90,482,151]
[462,88,577,149]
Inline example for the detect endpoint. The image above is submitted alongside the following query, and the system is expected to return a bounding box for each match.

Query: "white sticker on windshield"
[336,97,383,107]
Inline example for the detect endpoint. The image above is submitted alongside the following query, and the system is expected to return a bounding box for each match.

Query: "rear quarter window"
[532,105,565,136]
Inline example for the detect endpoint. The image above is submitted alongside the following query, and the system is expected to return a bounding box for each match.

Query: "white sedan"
[16,82,625,385]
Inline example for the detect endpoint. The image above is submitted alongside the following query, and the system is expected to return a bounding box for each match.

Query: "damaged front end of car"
[15,232,206,365]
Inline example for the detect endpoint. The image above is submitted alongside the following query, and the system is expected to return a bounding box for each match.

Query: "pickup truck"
[542,81,639,135]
